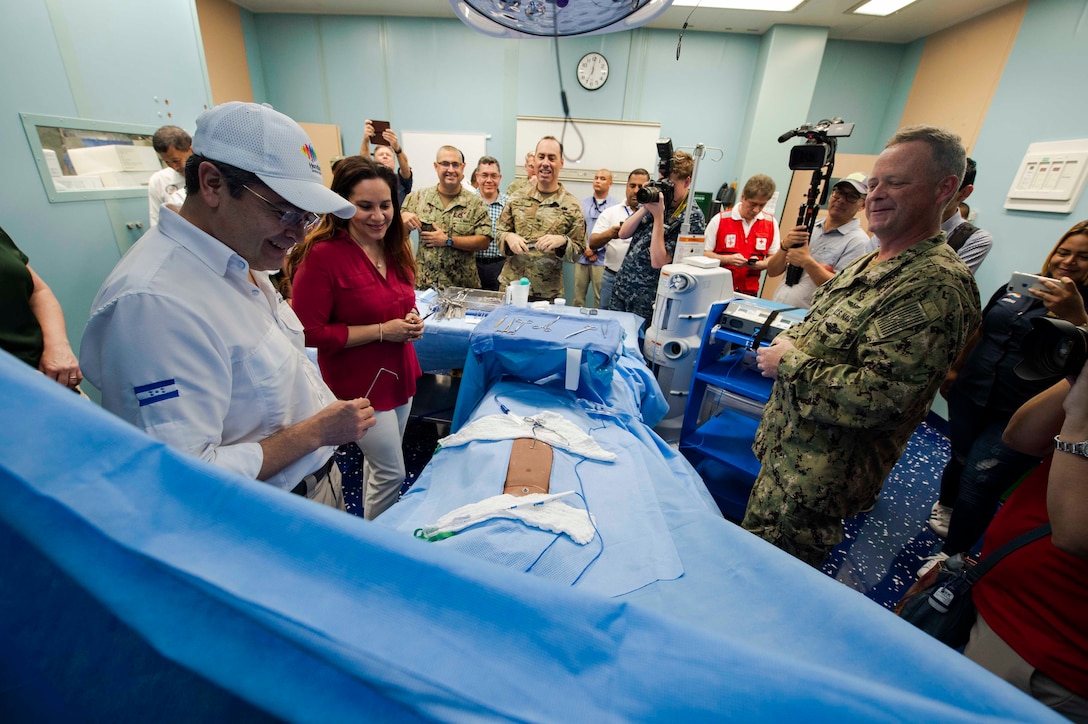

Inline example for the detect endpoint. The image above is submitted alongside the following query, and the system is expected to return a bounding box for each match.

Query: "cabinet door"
[52,0,211,126]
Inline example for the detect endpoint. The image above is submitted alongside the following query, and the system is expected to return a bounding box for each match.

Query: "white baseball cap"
[834,172,868,196]
[192,102,354,219]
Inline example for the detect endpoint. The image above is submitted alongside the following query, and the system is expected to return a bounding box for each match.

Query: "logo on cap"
[301,144,320,173]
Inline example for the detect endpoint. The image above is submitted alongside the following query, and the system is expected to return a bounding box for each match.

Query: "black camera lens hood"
[1015,316,1088,381]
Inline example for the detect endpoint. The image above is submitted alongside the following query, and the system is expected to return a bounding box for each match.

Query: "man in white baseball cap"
[766,171,872,309]
[82,102,375,509]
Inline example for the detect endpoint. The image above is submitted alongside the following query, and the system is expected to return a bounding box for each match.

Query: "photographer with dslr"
[608,149,704,325]
[703,174,780,296]
[922,220,1088,576]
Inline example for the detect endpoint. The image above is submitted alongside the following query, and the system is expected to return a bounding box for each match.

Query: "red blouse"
[973,456,1088,697]
[291,230,421,411]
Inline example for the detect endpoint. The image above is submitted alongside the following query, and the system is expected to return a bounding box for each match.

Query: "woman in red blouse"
[292,157,423,520]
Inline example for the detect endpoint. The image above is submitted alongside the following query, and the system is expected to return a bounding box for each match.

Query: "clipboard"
[370,120,391,146]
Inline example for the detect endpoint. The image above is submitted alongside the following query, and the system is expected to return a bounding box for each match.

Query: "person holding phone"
[921,220,1088,575]
[362,119,413,203]
[291,157,423,520]
[702,174,780,296]
[401,145,492,290]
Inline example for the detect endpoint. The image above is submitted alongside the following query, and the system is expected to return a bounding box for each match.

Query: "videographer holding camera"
[702,174,780,296]
[766,173,871,309]
[608,146,704,326]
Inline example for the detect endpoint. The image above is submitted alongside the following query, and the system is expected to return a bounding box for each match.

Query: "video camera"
[778,117,854,286]
[779,119,855,170]
[1016,317,1088,380]
[636,138,676,208]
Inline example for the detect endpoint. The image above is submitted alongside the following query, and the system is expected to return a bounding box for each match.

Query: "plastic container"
[506,277,530,307]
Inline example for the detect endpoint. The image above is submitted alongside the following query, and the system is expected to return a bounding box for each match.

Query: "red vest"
[714,214,776,295]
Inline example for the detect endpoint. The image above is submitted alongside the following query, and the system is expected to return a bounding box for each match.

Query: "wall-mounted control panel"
[1005,139,1088,214]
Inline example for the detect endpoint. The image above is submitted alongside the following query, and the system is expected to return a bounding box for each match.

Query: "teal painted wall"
[245,15,913,212]
[967,0,1088,302]
[735,25,828,197]
[807,39,918,155]
[248,16,772,194]
[0,0,212,397]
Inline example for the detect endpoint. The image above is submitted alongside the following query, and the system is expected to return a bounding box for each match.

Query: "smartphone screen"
[420,222,435,232]
[370,120,391,146]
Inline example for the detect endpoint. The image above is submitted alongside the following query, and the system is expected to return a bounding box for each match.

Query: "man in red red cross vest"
[703,174,780,296]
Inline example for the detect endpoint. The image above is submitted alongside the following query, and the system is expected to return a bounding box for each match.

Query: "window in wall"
[21,113,164,203]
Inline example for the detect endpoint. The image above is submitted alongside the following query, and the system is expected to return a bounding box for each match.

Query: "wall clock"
[577,52,609,91]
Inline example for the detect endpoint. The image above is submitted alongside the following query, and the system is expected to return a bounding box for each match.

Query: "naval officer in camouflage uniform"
[495,136,586,300]
[402,145,492,289]
[742,126,982,567]
[608,150,705,326]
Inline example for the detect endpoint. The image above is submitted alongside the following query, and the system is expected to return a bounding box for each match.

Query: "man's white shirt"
[81,208,336,490]
[593,203,636,272]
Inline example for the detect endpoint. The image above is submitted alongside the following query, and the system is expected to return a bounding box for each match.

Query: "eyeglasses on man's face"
[831,187,863,203]
[436,161,464,169]
[242,185,320,230]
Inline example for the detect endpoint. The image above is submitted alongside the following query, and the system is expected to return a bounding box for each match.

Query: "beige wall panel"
[762,152,877,300]
[299,123,343,189]
[898,0,1027,152]
[195,0,254,104]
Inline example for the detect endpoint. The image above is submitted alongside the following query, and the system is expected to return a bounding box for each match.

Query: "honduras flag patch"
[135,379,179,407]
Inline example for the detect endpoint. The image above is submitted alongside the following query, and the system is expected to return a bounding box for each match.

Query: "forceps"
[564,325,597,339]
[533,315,561,331]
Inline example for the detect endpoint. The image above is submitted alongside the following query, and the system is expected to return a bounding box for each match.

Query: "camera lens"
[1015,317,1088,380]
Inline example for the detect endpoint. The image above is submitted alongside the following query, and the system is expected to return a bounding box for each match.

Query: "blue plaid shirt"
[477,191,509,259]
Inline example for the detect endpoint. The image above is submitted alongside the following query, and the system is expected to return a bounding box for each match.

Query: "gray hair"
[886,125,966,188]
[477,155,501,172]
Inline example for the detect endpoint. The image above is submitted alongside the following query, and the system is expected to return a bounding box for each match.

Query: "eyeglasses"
[436,161,464,169]
[242,185,320,230]
[831,188,863,203]
[477,172,500,180]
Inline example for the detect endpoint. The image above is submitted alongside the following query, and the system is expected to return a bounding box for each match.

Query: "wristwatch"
[1054,435,1088,459]
[446,236,454,247]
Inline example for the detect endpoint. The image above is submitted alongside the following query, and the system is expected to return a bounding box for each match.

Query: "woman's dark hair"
[290,156,415,282]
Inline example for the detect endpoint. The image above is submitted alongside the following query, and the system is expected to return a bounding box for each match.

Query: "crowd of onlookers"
[3,104,1085,719]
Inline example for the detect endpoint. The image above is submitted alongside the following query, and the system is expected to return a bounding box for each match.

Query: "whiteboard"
[515,116,661,200]
[402,131,491,190]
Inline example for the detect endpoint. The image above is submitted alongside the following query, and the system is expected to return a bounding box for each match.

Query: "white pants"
[358,399,412,521]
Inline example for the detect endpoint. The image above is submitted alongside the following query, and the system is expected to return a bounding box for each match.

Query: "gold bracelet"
[378,322,383,343]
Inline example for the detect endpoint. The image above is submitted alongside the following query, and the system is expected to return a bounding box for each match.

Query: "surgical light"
[448,0,674,38]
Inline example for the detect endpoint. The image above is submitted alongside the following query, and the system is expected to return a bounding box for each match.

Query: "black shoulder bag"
[895,524,1051,649]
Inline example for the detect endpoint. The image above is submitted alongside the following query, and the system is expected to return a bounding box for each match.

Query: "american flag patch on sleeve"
[134,379,179,407]
[875,302,929,337]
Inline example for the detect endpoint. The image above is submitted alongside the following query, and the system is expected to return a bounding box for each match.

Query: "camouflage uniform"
[496,184,586,300]
[506,178,532,198]
[741,235,982,566]
[402,185,492,290]
[609,200,705,324]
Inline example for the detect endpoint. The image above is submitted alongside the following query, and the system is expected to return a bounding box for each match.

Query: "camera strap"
[749,307,800,350]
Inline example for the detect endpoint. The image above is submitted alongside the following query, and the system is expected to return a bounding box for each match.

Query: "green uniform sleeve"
[777,280,980,430]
